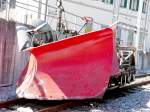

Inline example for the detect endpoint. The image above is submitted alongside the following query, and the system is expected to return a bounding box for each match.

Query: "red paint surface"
[17,28,119,100]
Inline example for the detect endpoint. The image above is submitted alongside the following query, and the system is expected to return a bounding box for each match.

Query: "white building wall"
[15,0,48,24]
[3,0,150,73]
[47,0,150,74]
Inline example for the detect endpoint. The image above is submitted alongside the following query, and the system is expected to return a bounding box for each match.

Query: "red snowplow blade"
[17,28,119,100]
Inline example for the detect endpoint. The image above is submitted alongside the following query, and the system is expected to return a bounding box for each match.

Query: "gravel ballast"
[65,84,150,112]
[2,84,150,112]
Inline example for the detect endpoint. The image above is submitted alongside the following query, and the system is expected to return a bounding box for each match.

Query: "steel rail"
[0,98,24,108]
[108,75,150,91]
[0,75,150,111]
[38,101,82,112]
[38,75,150,112]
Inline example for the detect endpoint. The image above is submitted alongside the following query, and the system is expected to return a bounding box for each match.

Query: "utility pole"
[135,0,144,72]
[141,0,150,70]
[44,0,48,21]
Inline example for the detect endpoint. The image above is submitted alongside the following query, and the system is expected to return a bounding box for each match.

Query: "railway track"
[108,74,150,91]
[0,74,150,112]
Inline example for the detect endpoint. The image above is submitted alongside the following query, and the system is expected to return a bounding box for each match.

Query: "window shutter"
[129,0,132,9]
[136,0,139,11]
[110,0,113,4]
[124,0,127,8]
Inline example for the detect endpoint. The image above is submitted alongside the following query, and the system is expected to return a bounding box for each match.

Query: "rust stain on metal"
[0,19,29,101]
[0,19,16,87]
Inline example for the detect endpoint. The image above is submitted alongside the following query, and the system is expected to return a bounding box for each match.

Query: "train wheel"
[120,74,126,86]
[120,75,123,86]
[131,74,135,81]
[127,74,131,83]
[124,74,127,85]
[108,82,112,88]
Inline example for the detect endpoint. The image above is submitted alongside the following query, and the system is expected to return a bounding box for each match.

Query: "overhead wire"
[15,3,82,27]
[6,0,102,31]
[24,0,102,26]
[16,1,39,9]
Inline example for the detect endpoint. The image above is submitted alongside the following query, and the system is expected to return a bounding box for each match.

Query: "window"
[120,0,128,8]
[129,0,139,11]
[142,0,147,13]
[102,0,113,4]
[0,0,6,9]
[9,0,15,8]
[0,0,15,10]
[128,30,134,46]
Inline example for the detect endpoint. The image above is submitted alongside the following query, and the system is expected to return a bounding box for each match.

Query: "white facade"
[1,0,150,73]
[61,0,150,74]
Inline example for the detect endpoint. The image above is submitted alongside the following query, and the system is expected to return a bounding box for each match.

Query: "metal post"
[112,0,120,22]
[38,0,42,19]
[74,16,77,31]
[141,0,150,70]
[57,0,64,32]
[143,0,150,34]
[112,0,120,47]
[135,0,144,72]
[135,0,144,48]
[44,0,48,21]
[6,0,10,20]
